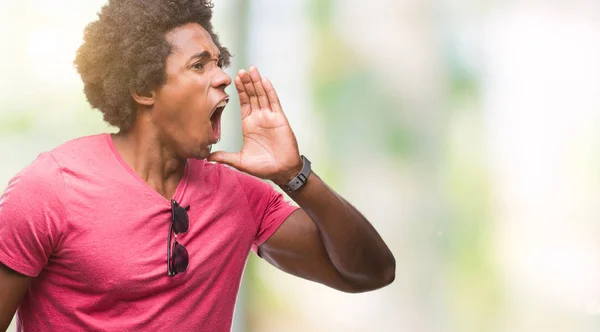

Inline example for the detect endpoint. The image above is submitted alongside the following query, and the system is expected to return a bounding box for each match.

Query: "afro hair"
[74,0,231,131]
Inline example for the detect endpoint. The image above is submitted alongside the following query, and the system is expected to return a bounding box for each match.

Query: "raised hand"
[207,66,302,185]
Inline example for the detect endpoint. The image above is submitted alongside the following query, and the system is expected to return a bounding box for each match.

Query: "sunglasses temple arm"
[167,222,173,276]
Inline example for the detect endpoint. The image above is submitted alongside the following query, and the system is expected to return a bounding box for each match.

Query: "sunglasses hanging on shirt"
[167,199,190,276]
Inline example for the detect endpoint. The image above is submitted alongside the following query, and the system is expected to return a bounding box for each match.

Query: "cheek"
[154,75,212,129]
[184,81,212,119]
[181,96,211,129]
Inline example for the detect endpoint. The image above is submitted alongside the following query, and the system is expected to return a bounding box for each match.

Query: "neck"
[111,120,186,200]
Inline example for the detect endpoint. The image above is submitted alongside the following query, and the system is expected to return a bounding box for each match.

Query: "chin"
[176,133,211,160]
[187,143,212,160]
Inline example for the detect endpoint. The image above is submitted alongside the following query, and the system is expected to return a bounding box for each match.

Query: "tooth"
[211,99,229,117]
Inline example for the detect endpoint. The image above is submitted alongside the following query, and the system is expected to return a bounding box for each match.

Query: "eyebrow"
[188,51,222,64]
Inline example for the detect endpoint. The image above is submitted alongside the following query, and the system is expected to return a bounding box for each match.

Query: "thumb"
[207,151,242,169]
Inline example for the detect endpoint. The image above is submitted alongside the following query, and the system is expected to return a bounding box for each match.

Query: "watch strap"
[283,155,311,193]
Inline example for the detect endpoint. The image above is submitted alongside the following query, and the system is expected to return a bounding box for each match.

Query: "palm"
[238,109,298,178]
[209,67,301,184]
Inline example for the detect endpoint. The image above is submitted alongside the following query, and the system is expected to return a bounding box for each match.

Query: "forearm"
[283,172,396,288]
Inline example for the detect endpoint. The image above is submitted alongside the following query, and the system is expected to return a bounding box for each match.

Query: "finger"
[207,151,242,169]
[249,66,270,109]
[234,76,252,118]
[262,77,284,113]
[239,69,260,110]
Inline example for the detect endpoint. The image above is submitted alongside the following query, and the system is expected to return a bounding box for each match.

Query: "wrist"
[276,155,312,193]
[273,157,303,187]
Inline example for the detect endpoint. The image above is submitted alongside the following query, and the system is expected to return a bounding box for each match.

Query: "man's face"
[151,23,231,159]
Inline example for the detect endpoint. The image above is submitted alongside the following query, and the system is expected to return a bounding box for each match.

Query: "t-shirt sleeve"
[0,153,66,277]
[234,170,299,254]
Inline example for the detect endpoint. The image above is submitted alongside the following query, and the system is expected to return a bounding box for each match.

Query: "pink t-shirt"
[0,133,298,331]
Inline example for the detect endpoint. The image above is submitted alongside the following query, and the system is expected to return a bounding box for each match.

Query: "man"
[0,0,395,331]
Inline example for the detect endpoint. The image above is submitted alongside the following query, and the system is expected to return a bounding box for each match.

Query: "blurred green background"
[2,0,600,331]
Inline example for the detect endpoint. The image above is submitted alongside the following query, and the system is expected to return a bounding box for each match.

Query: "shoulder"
[47,133,110,165]
[0,152,65,216]
[6,152,64,193]
[187,159,268,189]
[216,161,273,191]
[0,134,109,208]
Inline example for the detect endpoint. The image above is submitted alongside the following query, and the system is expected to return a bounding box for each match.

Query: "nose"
[212,67,232,91]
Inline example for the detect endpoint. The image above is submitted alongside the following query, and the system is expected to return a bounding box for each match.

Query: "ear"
[130,88,155,107]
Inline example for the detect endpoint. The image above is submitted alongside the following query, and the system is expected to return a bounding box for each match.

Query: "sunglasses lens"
[172,204,189,234]
[171,242,189,274]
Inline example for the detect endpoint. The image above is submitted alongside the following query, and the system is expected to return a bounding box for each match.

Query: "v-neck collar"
[104,133,190,204]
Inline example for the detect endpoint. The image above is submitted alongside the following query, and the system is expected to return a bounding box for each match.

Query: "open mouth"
[210,97,228,143]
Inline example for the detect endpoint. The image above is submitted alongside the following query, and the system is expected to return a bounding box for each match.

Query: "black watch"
[282,155,311,193]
